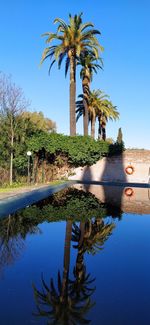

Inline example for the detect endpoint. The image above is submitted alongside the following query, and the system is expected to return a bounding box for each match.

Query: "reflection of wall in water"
[73,184,150,215]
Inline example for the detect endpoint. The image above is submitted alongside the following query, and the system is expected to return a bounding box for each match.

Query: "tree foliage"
[0,73,29,183]
[0,73,56,183]
[28,132,108,166]
[117,127,123,144]
[21,111,56,133]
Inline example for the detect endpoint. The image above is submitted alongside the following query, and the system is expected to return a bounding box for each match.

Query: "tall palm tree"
[77,51,103,135]
[41,13,102,135]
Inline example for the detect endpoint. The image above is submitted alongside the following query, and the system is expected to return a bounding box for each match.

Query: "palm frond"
[54,17,68,30]
[80,22,94,32]
[65,57,70,77]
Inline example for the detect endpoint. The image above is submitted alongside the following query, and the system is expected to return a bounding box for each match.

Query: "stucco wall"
[69,150,150,184]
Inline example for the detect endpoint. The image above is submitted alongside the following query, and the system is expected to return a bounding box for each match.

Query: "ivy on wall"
[28,132,124,167]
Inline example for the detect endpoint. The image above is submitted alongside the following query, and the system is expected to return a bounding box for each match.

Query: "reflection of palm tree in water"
[33,220,93,324]
[70,218,115,307]
[72,218,115,256]
[85,219,115,254]
[70,222,96,301]
[33,216,115,324]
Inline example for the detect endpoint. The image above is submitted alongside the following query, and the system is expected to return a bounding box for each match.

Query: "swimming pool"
[0,184,150,324]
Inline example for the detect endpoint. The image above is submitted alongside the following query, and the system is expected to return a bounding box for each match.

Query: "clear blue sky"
[1,0,150,148]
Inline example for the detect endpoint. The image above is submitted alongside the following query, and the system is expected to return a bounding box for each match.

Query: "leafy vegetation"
[28,132,124,167]
[0,73,56,184]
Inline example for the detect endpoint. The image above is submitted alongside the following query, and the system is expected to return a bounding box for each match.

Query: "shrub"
[28,132,125,167]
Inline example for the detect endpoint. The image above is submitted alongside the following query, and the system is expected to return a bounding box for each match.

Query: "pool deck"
[0,184,58,200]
[0,182,74,218]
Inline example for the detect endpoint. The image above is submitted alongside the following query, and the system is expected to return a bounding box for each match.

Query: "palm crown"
[78,51,103,82]
[41,14,102,72]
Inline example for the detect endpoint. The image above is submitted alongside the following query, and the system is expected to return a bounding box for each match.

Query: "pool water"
[0,184,150,325]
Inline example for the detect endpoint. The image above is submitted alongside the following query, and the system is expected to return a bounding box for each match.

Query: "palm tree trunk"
[79,222,85,246]
[102,123,106,141]
[84,220,92,238]
[61,220,72,300]
[83,98,88,136]
[82,76,90,136]
[91,116,95,139]
[74,222,85,283]
[70,54,76,136]
[98,116,102,140]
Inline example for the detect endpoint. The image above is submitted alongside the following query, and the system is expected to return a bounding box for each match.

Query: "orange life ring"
[125,165,134,175]
[124,187,134,197]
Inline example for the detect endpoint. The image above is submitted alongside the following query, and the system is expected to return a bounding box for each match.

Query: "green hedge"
[28,132,124,167]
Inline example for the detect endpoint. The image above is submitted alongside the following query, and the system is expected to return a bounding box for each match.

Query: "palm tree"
[41,13,102,136]
[76,90,107,139]
[97,99,119,140]
[77,51,103,135]
[76,90,119,139]
[89,90,104,139]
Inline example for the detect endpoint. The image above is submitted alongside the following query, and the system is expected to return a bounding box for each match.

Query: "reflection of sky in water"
[0,221,67,324]
[87,215,150,324]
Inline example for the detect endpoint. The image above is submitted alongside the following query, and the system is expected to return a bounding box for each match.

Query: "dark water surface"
[0,185,150,325]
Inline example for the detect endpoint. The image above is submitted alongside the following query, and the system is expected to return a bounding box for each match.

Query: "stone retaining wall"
[69,150,150,184]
